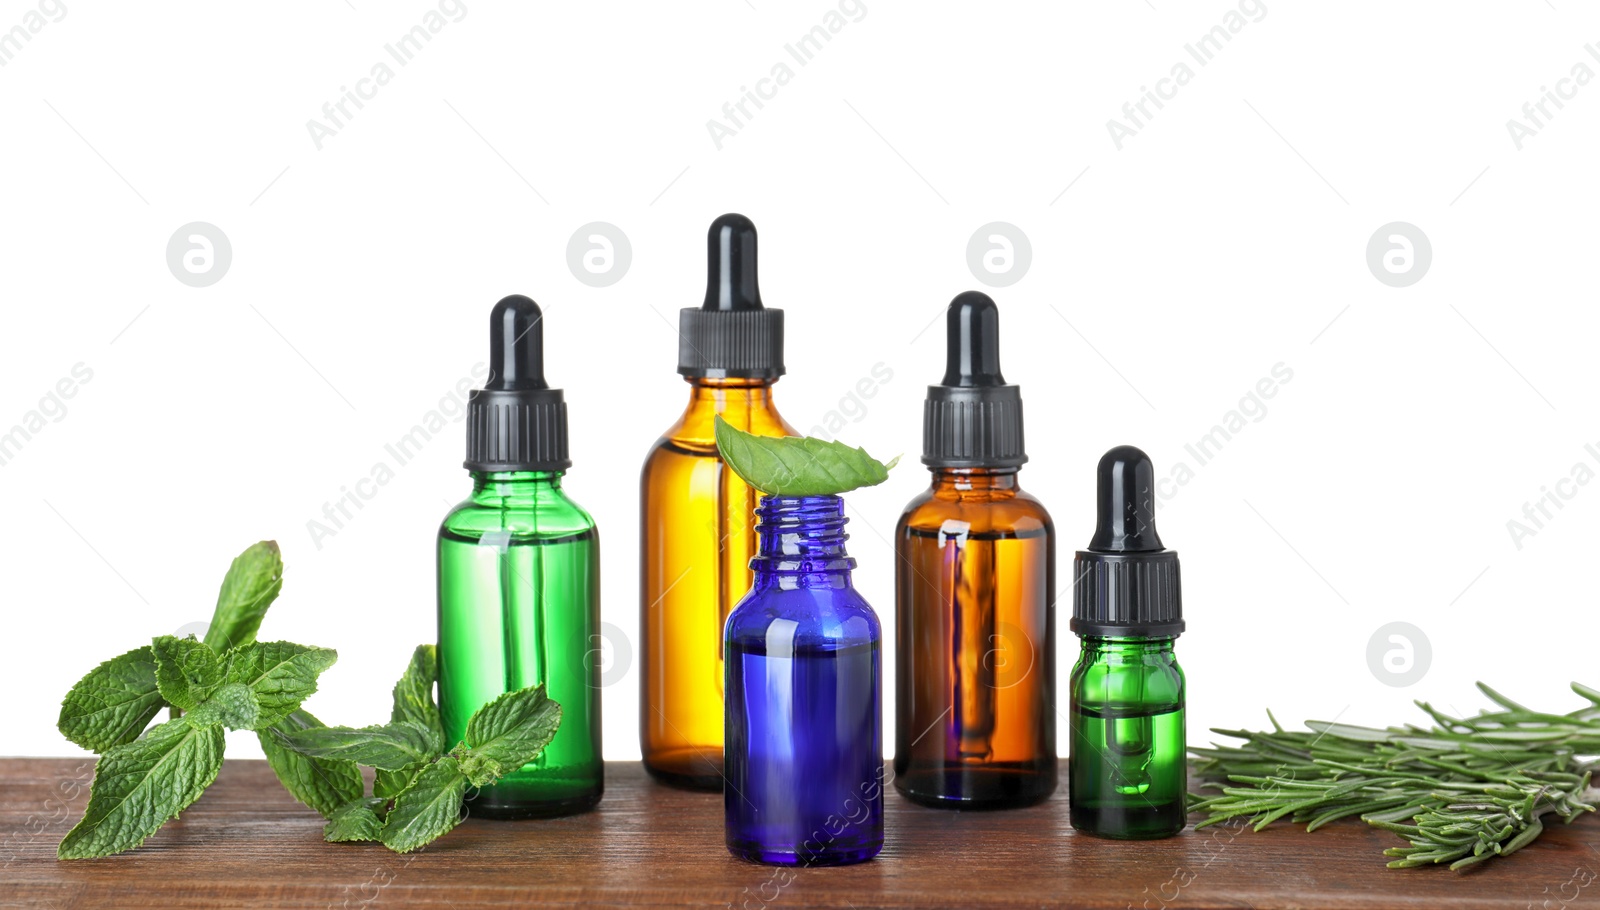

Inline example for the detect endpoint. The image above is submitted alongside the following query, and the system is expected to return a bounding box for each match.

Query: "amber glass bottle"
[640,214,793,789]
[894,292,1056,809]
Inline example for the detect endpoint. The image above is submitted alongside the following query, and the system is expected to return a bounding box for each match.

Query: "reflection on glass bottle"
[1070,638,1185,831]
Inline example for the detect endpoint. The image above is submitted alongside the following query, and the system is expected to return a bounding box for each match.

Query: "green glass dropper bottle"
[1069,445,1186,839]
[437,295,602,818]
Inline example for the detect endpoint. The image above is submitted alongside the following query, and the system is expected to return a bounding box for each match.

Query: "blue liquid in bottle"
[724,495,884,867]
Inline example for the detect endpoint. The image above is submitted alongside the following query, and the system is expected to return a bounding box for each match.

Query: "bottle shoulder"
[899,481,1054,537]
[649,387,795,458]
[725,583,881,649]
[440,485,597,541]
[1069,643,1184,704]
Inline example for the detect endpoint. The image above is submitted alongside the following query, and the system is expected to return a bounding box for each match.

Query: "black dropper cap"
[922,291,1026,468]
[1072,446,1183,637]
[677,213,785,379]
[464,295,570,472]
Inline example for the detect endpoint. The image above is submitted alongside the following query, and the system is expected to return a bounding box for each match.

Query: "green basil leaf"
[713,415,898,496]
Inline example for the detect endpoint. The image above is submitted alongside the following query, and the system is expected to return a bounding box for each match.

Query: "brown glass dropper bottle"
[893,291,1057,809]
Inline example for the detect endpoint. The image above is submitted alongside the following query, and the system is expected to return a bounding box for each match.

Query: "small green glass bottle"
[1069,446,1186,839]
[437,295,602,819]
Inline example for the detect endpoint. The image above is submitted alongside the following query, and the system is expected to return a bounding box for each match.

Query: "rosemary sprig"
[1190,682,1600,870]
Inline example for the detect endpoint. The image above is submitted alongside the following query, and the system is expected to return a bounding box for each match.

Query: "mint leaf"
[713,415,899,496]
[324,797,386,843]
[57,717,225,859]
[203,541,283,652]
[374,764,423,801]
[224,641,337,729]
[391,644,442,737]
[151,635,224,710]
[259,710,364,818]
[186,682,260,730]
[58,645,164,752]
[279,721,441,771]
[380,757,469,853]
[462,684,561,786]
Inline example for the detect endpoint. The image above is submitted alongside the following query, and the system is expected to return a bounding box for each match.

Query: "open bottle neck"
[750,494,855,581]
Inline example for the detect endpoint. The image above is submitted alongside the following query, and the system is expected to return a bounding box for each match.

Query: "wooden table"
[2,758,1596,908]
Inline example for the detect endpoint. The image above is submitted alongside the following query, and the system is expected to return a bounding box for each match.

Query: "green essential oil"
[1069,446,1187,839]
[1068,638,1185,838]
[437,295,602,819]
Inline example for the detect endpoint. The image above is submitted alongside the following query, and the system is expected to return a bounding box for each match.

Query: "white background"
[3,0,1598,762]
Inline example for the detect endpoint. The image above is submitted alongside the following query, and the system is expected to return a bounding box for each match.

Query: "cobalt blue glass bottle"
[724,494,884,867]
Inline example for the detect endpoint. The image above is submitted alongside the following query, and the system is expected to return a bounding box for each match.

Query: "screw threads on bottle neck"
[751,494,854,575]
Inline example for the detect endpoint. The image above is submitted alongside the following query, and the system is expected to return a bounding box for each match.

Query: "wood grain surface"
[2,758,1596,909]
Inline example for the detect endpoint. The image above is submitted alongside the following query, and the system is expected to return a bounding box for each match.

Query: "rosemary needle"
[1189,681,1599,870]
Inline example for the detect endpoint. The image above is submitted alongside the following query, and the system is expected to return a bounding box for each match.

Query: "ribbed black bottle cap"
[922,291,1026,468]
[677,213,785,379]
[465,295,571,472]
[1072,445,1184,637]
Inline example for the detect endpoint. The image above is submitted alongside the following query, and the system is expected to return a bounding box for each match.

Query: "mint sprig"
[55,540,562,860]
[55,540,337,860]
[272,645,563,853]
[713,415,899,496]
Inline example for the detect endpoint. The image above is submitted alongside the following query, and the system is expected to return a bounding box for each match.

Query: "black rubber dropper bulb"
[942,291,1006,387]
[487,294,549,391]
[1087,445,1163,553]
[703,213,762,311]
